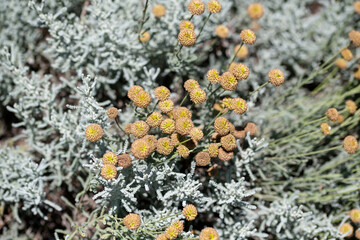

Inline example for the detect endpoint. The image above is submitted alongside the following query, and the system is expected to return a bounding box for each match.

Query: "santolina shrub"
[0,0,359,239]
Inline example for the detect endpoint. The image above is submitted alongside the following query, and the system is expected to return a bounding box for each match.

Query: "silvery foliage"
[0,0,41,106]
[247,195,343,240]
[86,140,207,213]
[235,133,268,180]
[0,0,83,106]
[0,147,61,221]
[96,208,196,240]
[75,76,260,238]
[29,0,233,100]
[0,0,357,238]
[208,179,259,219]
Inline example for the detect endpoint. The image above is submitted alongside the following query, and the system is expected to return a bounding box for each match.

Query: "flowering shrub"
[1,0,360,239]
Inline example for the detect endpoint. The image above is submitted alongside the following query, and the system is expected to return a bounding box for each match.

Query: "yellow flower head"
[355,67,360,79]
[356,229,360,240]
[182,204,197,221]
[160,119,176,134]
[123,213,141,230]
[174,107,192,120]
[101,164,117,180]
[177,145,190,158]
[339,223,353,237]
[133,90,152,108]
[180,20,195,31]
[190,88,207,104]
[218,147,233,161]
[128,85,144,101]
[143,134,158,153]
[187,0,205,15]
[184,79,200,92]
[146,112,163,127]
[326,108,339,122]
[165,225,180,239]
[247,3,264,19]
[268,69,285,86]
[154,86,171,101]
[175,117,194,135]
[102,152,117,165]
[220,134,236,151]
[131,139,151,159]
[355,1,360,14]
[206,69,220,84]
[85,123,103,142]
[244,122,257,135]
[117,154,133,169]
[208,143,219,158]
[107,107,118,119]
[229,122,235,134]
[171,133,182,145]
[350,209,360,223]
[199,227,219,240]
[320,122,330,135]
[231,98,247,114]
[139,31,151,43]
[167,110,175,119]
[220,72,238,91]
[214,117,230,136]
[335,58,347,69]
[349,30,360,47]
[159,99,174,113]
[337,114,345,124]
[345,100,357,114]
[155,234,168,240]
[152,4,166,18]
[341,48,353,61]
[195,151,211,166]
[156,137,174,155]
[190,127,204,142]
[240,29,256,45]
[221,97,233,110]
[124,123,133,134]
[234,44,249,59]
[215,25,229,38]
[207,0,222,13]
[230,63,250,80]
[131,120,150,138]
[233,130,246,139]
[343,136,359,154]
[178,29,197,47]
[171,219,184,233]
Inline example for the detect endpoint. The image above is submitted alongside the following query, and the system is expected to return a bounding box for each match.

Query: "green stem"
[303,116,327,127]
[197,13,212,41]
[267,145,342,160]
[207,85,222,99]
[250,81,269,95]
[115,117,126,134]
[270,130,318,147]
[177,138,192,146]
[138,0,150,41]
[228,42,244,68]
[175,45,184,59]
[149,213,181,224]
[152,100,159,112]
[180,93,189,106]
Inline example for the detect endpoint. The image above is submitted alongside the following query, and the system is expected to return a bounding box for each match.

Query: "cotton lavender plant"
[1,0,360,239]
